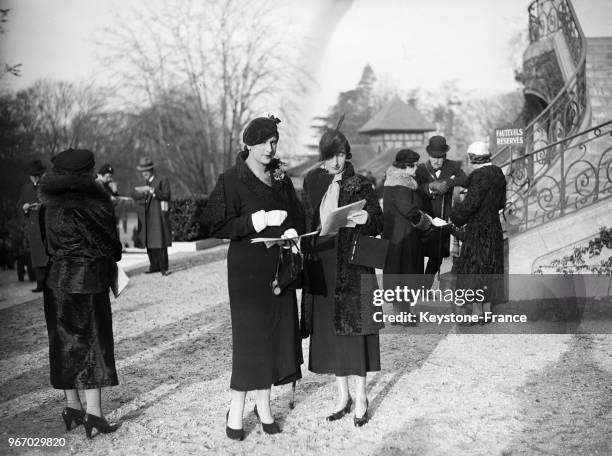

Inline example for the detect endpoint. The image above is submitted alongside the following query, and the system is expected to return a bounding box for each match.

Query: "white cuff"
[251,210,267,233]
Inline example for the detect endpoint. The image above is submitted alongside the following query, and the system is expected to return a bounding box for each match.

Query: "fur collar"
[39,171,111,208]
[384,166,417,189]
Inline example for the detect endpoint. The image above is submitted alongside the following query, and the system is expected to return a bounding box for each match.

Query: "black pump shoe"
[61,407,85,431]
[226,410,245,441]
[326,396,352,421]
[353,399,369,427]
[253,405,281,434]
[83,414,120,439]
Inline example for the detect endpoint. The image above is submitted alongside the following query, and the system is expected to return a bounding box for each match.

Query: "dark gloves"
[411,211,432,231]
[429,180,449,195]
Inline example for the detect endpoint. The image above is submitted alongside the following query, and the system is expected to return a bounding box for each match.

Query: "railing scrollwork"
[504,121,612,233]
[523,0,587,156]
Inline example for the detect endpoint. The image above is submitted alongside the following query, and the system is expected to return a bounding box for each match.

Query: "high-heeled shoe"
[354,399,369,427]
[226,410,245,441]
[253,405,281,434]
[83,413,120,439]
[61,407,85,431]
[326,396,352,421]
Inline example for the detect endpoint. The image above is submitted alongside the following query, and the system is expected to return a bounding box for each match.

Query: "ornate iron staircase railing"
[504,120,612,233]
[524,0,588,155]
[493,0,588,170]
[495,0,610,235]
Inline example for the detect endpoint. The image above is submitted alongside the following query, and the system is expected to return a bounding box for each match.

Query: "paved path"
[0,248,610,455]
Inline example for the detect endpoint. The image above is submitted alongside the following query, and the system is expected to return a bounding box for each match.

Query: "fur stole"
[384,166,417,189]
[39,171,112,211]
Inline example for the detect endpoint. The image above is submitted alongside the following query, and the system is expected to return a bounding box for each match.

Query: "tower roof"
[358,96,436,134]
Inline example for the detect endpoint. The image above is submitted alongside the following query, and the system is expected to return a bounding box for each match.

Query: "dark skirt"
[43,288,119,390]
[308,236,380,377]
[227,240,302,391]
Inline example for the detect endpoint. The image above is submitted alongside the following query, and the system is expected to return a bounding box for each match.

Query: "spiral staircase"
[493,0,612,273]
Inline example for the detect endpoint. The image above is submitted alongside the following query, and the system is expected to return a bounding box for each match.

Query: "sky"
[1,0,611,149]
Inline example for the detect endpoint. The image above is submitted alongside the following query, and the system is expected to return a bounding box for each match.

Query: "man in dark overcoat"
[132,157,172,275]
[17,160,48,291]
[416,136,468,288]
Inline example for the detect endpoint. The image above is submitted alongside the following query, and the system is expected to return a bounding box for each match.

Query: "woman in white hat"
[450,141,506,324]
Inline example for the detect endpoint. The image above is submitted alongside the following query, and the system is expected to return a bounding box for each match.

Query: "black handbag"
[270,240,303,296]
[349,229,389,269]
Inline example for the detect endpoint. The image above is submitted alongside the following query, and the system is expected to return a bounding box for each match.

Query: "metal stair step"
[590,96,612,105]
[586,56,612,63]
[587,86,612,97]
[587,70,612,78]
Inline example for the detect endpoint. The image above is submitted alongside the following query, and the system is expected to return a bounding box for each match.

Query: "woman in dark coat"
[450,141,506,323]
[205,116,304,440]
[39,148,122,438]
[301,126,383,427]
[382,149,431,319]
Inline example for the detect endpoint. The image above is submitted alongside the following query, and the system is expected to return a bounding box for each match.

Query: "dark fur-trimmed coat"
[39,172,122,294]
[450,165,506,301]
[301,161,384,336]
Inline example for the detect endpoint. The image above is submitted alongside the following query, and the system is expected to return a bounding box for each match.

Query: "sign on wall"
[495,128,524,146]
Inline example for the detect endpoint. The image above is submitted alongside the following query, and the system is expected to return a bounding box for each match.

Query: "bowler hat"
[392,148,420,168]
[136,156,155,172]
[25,159,46,176]
[52,149,95,174]
[426,135,450,158]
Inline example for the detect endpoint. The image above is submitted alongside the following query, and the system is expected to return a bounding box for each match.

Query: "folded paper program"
[319,199,366,236]
[251,230,319,248]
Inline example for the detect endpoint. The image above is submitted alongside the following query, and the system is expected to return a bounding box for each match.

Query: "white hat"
[467,141,490,156]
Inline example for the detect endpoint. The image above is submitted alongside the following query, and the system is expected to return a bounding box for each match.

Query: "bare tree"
[98,0,306,195]
[0,79,106,159]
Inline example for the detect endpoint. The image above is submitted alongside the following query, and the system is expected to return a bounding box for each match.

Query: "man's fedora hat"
[426,135,450,158]
[136,156,155,172]
[25,159,47,176]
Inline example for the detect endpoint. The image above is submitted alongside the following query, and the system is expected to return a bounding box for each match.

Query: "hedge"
[169,197,210,242]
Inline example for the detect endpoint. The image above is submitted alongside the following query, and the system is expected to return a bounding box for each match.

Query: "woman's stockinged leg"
[228,389,246,429]
[354,375,368,418]
[84,388,102,418]
[334,376,350,411]
[64,389,82,410]
[254,388,274,424]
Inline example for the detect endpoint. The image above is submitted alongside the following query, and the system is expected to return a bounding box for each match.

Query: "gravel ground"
[0,251,611,455]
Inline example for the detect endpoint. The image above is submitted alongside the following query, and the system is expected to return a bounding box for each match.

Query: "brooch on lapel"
[343,176,362,194]
[273,167,286,181]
